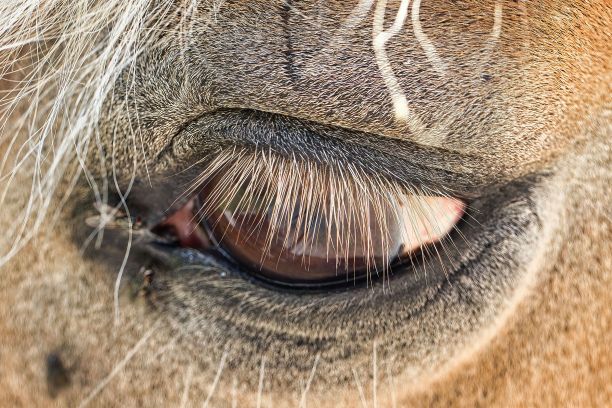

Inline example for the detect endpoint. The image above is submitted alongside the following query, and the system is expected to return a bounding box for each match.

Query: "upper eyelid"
[159,108,493,198]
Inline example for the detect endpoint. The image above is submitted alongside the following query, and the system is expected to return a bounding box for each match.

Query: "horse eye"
[207,189,464,284]
[156,166,465,287]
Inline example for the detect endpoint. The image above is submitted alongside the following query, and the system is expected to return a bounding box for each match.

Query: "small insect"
[85,203,143,231]
[85,203,167,244]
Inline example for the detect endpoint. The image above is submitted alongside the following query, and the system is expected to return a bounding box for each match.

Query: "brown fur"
[0,1,610,406]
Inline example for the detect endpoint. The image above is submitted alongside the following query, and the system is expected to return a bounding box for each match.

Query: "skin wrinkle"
[479,1,503,78]
[0,0,610,407]
[343,0,376,32]
[371,0,453,145]
[372,0,413,125]
[282,0,300,84]
[411,0,448,78]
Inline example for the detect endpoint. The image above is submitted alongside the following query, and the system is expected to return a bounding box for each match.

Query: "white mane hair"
[0,0,192,264]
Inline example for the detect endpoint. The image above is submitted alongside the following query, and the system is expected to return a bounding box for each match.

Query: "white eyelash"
[181,148,458,285]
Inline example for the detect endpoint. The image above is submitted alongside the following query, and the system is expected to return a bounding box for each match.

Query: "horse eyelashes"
[157,149,465,286]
